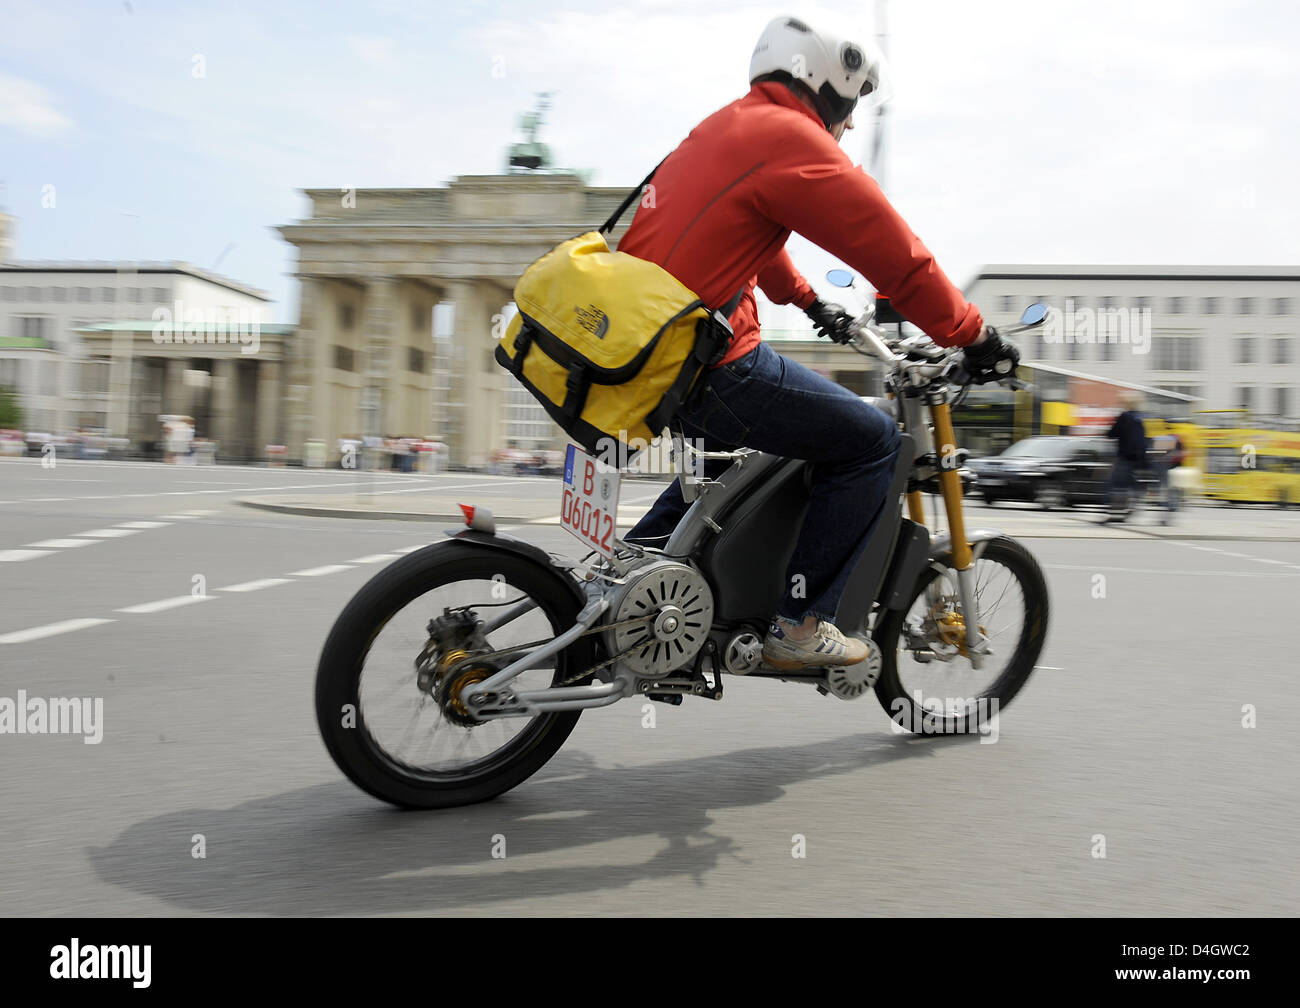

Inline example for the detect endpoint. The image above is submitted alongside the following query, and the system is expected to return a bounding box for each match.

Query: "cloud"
[348,35,397,64]
[0,72,71,136]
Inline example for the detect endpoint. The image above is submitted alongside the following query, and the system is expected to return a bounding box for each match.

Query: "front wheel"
[315,541,596,809]
[873,536,1049,734]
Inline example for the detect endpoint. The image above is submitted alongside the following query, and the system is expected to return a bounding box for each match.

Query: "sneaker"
[762,620,868,671]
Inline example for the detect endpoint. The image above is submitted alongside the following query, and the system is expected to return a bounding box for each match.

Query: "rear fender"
[439,528,589,612]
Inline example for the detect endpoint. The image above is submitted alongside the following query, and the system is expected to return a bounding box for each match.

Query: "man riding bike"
[622,14,1020,671]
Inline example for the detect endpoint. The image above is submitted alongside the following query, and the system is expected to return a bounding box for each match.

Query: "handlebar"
[846,310,1030,392]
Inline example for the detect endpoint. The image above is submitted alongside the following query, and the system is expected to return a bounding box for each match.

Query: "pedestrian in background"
[1102,392,1148,523]
[1155,432,1186,525]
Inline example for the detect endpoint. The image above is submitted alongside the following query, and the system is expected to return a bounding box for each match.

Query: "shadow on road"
[87,732,974,914]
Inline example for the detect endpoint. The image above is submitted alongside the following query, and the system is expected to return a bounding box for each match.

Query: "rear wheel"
[315,542,595,808]
[873,536,1048,734]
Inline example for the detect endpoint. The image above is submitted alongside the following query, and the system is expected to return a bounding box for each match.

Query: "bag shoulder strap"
[599,159,664,235]
[601,155,746,316]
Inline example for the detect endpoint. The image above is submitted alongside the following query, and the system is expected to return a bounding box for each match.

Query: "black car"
[968,436,1123,510]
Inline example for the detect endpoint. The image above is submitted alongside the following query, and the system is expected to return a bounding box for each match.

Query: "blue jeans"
[625,342,901,623]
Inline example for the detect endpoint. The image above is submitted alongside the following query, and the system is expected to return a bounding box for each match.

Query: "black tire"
[1035,480,1067,511]
[315,541,596,809]
[873,536,1049,734]
[982,493,998,506]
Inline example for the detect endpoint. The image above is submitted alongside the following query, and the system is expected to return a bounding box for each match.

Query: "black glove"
[805,298,857,345]
[963,326,1021,384]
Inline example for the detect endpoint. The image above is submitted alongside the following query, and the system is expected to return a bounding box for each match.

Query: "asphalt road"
[1,457,1297,916]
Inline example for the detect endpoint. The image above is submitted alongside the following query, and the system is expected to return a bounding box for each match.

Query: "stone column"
[446,280,503,469]
[292,277,323,461]
[255,359,282,461]
[163,357,189,417]
[362,276,398,436]
[210,357,237,461]
[107,327,135,441]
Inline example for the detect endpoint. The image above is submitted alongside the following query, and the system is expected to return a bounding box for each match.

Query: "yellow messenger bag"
[495,164,741,458]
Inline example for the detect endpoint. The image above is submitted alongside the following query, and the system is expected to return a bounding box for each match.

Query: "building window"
[1099,337,1117,361]
[339,303,355,330]
[99,287,116,303]
[1273,298,1292,316]
[333,345,356,371]
[1034,331,1049,360]
[26,286,41,302]
[49,287,67,303]
[1151,335,1200,371]
[1,287,16,302]
[1237,297,1255,314]
[128,288,144,303]
[76,287,92,302]
[1067,295,1086,312]
[1277,387,1292,418]
[12,316,51,343]
[1132,296,1150,310]
[407,347,426,373]
[1068,337,1082,360]
[1100,296,1116,309]
[1275,338,1293,365]
[1166,297,1184,314]
[1202,297,1220,314]
[1237,337,1255,364]
[151,287,168,304]
[411,305,427,331]
[998,294,1014,313]
[1238,387,1253,412]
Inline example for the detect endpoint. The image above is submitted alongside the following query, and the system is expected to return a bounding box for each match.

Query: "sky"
[2,0,1298,325]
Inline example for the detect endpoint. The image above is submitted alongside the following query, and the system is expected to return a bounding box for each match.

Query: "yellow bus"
[1196,411,1300,507]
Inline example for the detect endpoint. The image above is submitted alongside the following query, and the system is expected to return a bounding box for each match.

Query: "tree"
[0,385,24,430]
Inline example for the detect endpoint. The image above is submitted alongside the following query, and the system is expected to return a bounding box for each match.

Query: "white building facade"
[965,265,1299,422]
[0,214,270,435]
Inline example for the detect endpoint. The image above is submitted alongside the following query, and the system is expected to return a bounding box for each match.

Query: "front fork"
[914,401,986,668]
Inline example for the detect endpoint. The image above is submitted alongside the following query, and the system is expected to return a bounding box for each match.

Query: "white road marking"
[118,521,172,529]
[1045,563,1296,577]
[116,595,214,614]
[288,564,354,577]
[178,509,218,516]
[78,528,139,538]
[390,546,426,554]
[0,549,53,562]
[218,578,294,593]
[24,538,94,548]
[0,617,115,645]
[349,553,399,563]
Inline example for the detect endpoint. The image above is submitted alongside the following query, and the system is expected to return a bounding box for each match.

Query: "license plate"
[560,444,621,558]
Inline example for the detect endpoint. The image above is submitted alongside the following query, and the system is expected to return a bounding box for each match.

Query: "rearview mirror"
[1020,303,1049,327]
[826,269,855,288]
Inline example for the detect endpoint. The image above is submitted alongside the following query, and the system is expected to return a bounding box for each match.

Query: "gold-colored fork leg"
[930,402,972,571]
[906,490,925,526]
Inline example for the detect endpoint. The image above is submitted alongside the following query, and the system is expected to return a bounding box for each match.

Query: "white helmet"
[749,15,888,126]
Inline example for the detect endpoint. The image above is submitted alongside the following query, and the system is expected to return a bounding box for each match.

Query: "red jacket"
[618,81,983,366]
